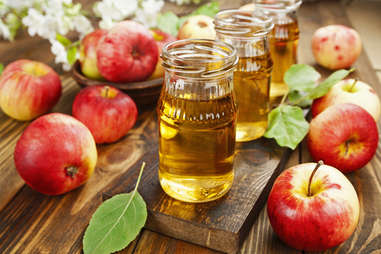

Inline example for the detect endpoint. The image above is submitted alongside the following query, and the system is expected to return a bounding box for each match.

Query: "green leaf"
[288,90,313,108]
[83,163,147,254]
[190,1,219,17]
[67,46,77,65]
[0,63,4,75]
[56,33,72,47]
[284,64,321,92]
[157,12,179,36]
[264,105,309,150]
[308,69,354,100]
[5,13,21,41]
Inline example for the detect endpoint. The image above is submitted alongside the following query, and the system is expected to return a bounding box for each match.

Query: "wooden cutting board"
[142,143,291,254]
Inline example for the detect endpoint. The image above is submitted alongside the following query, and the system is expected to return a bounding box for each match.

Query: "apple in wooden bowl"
[74,20,175,105]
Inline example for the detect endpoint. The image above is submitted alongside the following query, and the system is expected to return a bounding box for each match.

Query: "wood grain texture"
[1,0,381,254]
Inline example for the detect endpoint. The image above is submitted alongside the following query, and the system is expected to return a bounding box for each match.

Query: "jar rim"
[161,39,238,79]
[254,0,302,13]
[214,9,274,39]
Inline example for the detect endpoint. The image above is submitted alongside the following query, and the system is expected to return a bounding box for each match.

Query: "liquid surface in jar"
[269,15,299,102]
[234,54,272,142]
[157,91,236,203]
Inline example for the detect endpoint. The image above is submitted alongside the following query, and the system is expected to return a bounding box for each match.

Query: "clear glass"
[158,39,238,203]
[214,9,273,142]
[255,0,302,104]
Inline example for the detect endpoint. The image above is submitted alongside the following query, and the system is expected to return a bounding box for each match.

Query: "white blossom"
[0,19,10,40]
[50,39,71,71]
[134,0,164,27]
[94,0,138,25]
[22,8,52,38]
[1,0,166,70]
[4,0,36,10]
[73,15,93,37]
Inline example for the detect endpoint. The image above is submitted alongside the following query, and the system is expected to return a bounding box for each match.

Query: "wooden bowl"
[72,61,163,105]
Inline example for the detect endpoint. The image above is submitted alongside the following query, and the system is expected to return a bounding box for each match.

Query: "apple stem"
[349,79,358,92]
[280,92,287,105]
[105,86,110,98]
[307,160,324,197]
[66,166,78,178]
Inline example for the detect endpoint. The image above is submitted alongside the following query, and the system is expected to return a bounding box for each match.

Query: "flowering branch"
[0,0,165,71]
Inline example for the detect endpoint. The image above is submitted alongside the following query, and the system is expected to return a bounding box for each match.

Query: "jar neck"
[214,9,273,40]
[216,34,270,58]
[161,39,238,80]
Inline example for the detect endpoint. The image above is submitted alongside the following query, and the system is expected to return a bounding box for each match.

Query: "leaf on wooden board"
[83,163,147,254]
[0,63,3,75]
[264,105,309,150]
[308,68,354,100]
[284,64,321,92]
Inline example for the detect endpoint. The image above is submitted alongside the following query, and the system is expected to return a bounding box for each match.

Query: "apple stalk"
[349,79,358,93]
[307,160,324,196]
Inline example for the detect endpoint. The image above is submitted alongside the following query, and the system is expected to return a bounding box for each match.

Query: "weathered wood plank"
[134,230,222,254]
[1,0,381,254]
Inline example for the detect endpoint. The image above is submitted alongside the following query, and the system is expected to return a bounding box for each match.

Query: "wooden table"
[1,1,381,253]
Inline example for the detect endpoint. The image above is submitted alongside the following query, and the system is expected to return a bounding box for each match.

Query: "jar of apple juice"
[157,39,238,203]
[214,9,274,142]
[255,0,302,103]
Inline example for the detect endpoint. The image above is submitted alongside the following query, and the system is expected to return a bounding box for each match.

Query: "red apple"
[312,25,362,70]
[72,85,138,144]
[96,20,158,82]
[14,113,97,195]
[149,29,176,79]
[79,29,108,80]
[308,103,378,173]
[0,59,61,121]
[178,15,216,40]
[311,79,381,122]
[267,162,360,251]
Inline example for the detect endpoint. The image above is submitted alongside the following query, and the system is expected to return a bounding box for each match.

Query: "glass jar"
[255,0,302,103]
[158,39,238,203]
[214,9,273,142]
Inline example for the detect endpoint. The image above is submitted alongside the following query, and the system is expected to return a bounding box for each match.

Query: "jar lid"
[254,0,302,13]
[214,9,274,39]
[161,39,238,79]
